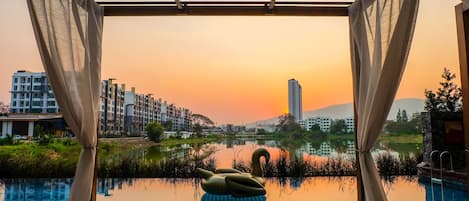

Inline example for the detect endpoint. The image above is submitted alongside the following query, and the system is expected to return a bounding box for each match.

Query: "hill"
[246,98,424,127]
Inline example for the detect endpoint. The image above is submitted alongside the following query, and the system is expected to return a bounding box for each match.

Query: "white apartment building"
[10,70,59,114]
[301,117,332,133]
[100,79,126,135]
[345,117,355,133]
[123,88,193,135]
[9,71,194,137]
[124,88,148,136]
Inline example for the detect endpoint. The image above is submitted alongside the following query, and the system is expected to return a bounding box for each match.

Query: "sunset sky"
[0,0,463,124]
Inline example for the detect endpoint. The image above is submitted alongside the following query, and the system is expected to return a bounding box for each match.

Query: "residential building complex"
[7,70,193,137]
[345,117,355,133]
[100,79,126,135]
[124,88,193,135]
[10,71,59,114]
[288,79,302,121]
[299,116,355,134]
[300,117,332,133]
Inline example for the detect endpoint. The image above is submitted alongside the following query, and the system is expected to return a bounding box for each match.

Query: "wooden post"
[354,102,365,201]
[455,3,469,198]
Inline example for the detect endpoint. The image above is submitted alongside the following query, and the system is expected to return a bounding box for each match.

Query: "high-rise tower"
[288,79,302,121]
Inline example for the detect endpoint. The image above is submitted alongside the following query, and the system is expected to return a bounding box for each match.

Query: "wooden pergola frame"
[96,1,352,16]
[455,3,469,199]
[92,1,468,201]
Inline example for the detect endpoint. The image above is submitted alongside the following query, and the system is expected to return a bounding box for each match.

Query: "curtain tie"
[356,149,370,153]
[83,144,96,149]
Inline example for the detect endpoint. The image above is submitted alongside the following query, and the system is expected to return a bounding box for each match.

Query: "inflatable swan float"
[196,148,270,197]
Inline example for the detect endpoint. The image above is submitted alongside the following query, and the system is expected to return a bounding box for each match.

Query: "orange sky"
[0,0,463,124]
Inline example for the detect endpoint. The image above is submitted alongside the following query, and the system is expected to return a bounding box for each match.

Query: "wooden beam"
[102,6,349,16]
[269,0,275,10]
[175,0,182,9]
[96,1,351,16]
[455,3,469,198]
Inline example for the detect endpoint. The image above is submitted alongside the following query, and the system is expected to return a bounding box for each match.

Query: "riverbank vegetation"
[0,144,420,178]
[0,132,421,178]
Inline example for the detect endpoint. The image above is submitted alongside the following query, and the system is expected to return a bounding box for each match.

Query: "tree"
[146,122,164,143]
[396,109,402,123]
[193,123,203,137]
[34,124,47,139]
[276,113,301,132]
[256,128,266,135]
[409,112,422,133]
[330,119,347,134]
[162,121,173,131]
[384,112,421,134]
[306,123,325,136]
[401,110,408,122]
[425,68,462,112]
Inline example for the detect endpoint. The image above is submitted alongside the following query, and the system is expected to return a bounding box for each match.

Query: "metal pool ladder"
[430,150,439,201]
[439,151,454,201]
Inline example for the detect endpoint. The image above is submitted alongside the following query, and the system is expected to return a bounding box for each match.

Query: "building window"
[13,86,17,90]
[32,101,42,107]
[31,109,42,113]
[47,101,56,106]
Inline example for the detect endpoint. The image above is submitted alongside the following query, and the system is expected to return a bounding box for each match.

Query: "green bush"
[146,122,164,143]
[0,134,16,145]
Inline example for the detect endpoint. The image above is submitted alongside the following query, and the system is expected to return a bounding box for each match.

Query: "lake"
[1,136,465,201]
[130,137,422,170]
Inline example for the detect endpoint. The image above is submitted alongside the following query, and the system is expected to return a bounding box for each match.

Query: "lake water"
[135,137,422,168]
[0,177,466,201]
[1,137,465,201]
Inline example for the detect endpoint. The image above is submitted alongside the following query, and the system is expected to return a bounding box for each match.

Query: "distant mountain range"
[246,98,424,128]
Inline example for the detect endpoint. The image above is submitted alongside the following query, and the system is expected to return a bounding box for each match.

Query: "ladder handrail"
[429,150,440,201]
[439,151,454,201]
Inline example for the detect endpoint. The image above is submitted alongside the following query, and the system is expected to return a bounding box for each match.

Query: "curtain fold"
[349,0,419,200]
[27,1,103,200]
[463,0,469,9]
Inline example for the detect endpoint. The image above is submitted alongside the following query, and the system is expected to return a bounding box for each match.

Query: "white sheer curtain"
[27,0,103,200]
[349,0,419,200]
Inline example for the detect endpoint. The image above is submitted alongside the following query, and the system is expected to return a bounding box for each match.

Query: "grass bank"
[160,136,221,146]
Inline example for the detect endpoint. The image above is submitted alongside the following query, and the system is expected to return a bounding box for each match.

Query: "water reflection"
[1,179,72,201]
[0,177,456,201]
[122,138,419,169]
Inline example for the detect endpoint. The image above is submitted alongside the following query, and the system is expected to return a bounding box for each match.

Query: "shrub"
[146,122,164,143]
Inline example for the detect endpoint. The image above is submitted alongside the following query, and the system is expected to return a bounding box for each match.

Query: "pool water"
[1,177,465,201]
